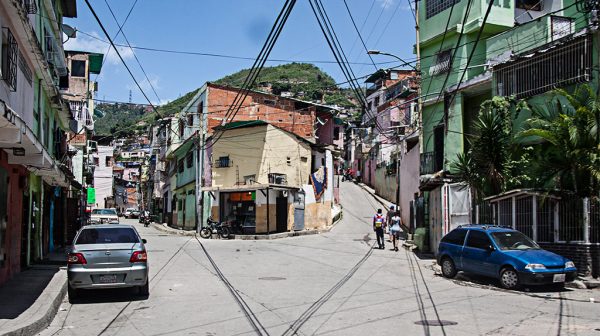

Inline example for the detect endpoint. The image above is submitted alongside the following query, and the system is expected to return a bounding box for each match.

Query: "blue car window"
[491,231,539,250]
[465,230,491,250]
[441,229,467,245]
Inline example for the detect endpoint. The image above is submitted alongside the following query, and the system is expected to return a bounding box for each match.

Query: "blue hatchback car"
[437,225,577,289]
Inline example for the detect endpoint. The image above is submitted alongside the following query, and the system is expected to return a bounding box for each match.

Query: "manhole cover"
[258,277,286,281]
[414,320,458,326]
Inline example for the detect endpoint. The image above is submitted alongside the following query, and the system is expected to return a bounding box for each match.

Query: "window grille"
[215,156,231,168]
[18,50,32,85]
[425,0,460,19]
[429,50,451,77]
[186,153,193,168]
[495,35,592,99]
[1,28,18,91]
[20,0,38,14]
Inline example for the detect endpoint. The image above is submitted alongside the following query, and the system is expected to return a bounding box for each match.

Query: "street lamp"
[367,50,417,70]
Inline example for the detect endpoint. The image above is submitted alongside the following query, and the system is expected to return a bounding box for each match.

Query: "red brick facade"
[206,84,317,139]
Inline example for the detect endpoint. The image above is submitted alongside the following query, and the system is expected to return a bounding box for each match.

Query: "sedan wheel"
[441,257,457,278]
[500,268,520,289]
[67,283,79,303]
[138,281,149,296]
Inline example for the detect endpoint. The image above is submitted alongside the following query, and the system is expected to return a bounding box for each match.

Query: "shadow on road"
[0,266,59,319]
[448,272,575,293]
[71,287,148,304]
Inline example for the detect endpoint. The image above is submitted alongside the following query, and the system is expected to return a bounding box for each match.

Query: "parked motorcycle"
[199,217,231,239]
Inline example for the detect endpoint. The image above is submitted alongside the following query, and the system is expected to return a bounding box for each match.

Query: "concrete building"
[91,145,113,208]
[0,0,93,286]
[206,121,334,233]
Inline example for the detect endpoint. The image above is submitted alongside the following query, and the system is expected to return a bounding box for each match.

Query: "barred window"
[495,35,592,99]
[426,0,460,19]
[186,153,193,168]
[1,28,18,91]
[429,49,452,76]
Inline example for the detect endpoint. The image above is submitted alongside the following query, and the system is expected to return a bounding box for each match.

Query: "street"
[40,182,600,336]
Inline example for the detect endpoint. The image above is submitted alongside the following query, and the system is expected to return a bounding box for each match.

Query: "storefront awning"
[0,100,70,187]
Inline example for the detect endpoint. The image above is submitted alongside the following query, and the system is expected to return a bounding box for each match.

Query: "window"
[495,35,592,99]
[264,99,276,106]
[465,230,492,250]
[1,28,18,91]
[178,159,184,173]
[374,96,380,107]
[76,227,139,245]
[429,49,452,76]
[426,0,461,19]
[43,115,50,147]
[334,127,340,140]
[244,175,256,185]
[71,60,86,77]
[390,71,398,80]
[187,114,194,127]
[93,157,99,166]
[105,156,113,167]
[441,229,467,246]
[286,156,291,166]
[516,0,542,11]
[186,153,193,168]
[216,156,230,168]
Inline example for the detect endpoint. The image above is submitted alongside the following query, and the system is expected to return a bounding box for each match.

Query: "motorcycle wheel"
[199,227,212,239]
[219,227,231,239]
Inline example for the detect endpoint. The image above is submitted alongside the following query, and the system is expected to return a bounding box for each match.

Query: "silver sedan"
[67,224,149,302]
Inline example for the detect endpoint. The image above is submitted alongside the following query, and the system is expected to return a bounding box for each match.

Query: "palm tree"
[450,97,531,198]
[519,84,599,197]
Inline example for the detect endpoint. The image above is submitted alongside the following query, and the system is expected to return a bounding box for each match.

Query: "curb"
[151,223,196,236]
[151,208,344,240]
[1,268,67,336]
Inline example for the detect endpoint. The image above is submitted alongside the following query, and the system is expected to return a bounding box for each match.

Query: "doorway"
[276,196,288,233]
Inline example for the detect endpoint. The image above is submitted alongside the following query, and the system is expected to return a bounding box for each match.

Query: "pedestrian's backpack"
[374,214,384,228]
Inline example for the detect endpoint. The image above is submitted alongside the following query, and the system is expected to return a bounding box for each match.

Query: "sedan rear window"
[76,228,139,244]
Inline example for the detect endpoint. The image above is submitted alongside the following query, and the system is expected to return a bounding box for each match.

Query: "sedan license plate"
[99,274,117,283]
[553,274,566,283]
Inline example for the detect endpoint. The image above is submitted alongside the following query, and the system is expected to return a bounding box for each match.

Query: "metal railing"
[420,151,437,175]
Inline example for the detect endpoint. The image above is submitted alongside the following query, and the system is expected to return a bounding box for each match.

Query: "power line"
[74,29,398,67]
[103,0,161,103]
[345,0,375,57]
[342,0,377,71]
[94,0,138,82]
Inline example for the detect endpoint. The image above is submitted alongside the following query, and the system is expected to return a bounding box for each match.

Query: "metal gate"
[293,191,305,231]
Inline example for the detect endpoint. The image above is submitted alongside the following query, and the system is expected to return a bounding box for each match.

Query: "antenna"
[129,90,132,104]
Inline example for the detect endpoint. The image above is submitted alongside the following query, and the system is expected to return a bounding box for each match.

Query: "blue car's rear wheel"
[441,257,457,278]
[500,267,520,289]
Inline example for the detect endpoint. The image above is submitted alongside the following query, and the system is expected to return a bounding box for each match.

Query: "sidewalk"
[0,251,67,336]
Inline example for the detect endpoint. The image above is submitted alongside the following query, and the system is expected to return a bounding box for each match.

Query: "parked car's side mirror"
[486,245,495,252]
[142,239,147,244]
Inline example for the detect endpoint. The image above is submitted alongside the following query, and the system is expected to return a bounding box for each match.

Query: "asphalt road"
[39,181,600,336]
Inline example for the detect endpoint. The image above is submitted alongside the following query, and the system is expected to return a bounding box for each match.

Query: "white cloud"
[64,31,134,65]
[377,0,395,9]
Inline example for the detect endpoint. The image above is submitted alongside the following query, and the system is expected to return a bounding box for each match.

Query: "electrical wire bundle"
[207,0,297,149]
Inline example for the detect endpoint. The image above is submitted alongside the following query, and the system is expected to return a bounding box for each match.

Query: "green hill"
[94,63,355,136]
[214,63,355,107]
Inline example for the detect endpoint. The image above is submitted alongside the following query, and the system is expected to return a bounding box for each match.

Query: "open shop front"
[207,184,295,234]
[220,191,257,234]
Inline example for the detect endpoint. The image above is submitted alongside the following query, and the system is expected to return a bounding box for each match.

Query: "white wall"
[93,146,113,208]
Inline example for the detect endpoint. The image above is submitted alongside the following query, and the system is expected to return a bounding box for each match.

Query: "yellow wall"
[212,125,311,188]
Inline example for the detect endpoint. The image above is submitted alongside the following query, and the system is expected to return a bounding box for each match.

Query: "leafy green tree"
[518,84,599,197]
[450,96,532,198]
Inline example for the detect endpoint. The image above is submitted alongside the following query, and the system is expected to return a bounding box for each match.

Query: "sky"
[64,0,417,106]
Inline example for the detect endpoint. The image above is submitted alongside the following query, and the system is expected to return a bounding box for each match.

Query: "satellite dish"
[62,24,77,39]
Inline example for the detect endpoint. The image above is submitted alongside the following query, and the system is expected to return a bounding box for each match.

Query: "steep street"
[40,182,599,336]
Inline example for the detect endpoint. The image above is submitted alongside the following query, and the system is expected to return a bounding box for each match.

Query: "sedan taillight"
[130,250,148,263]
[67,253,87,264]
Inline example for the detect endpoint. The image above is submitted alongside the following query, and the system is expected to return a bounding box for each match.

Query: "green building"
[416,0,595,252]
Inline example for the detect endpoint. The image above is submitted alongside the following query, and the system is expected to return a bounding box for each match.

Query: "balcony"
[487,15,574,62]
[420,151,443,175]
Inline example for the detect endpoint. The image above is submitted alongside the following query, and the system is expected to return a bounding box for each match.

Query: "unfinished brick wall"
[538,242,600,278]
[206,84,316,139]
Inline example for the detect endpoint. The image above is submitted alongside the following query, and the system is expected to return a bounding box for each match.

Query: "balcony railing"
[420,152,437,175]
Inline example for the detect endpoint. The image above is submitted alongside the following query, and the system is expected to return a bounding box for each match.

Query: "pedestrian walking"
[356,169,361,183]
[386,205,396,243]
[373,208,386,249]
[390,212,402,252]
